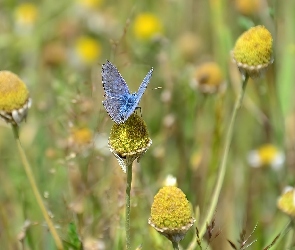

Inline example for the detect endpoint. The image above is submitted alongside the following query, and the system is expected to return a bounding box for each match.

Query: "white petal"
[270,152,285,170]
[247,150,261,168]
[27,98,32,108]
[12,110,22,124]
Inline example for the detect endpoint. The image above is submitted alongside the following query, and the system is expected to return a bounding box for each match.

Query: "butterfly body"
[102,60,153,124]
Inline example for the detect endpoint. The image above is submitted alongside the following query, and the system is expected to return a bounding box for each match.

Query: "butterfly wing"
[124,67,153,119]
[102,60,130,97]
[136,67,153,101]
[103,95,129,124]
[102,61,153,123]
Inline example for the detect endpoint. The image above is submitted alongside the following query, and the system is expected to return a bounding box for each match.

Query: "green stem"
[125,163,133,250]
[12,125,64,250]
[201,75,249,236]
[188,75,249,250]
[172,241,179,250]
[284,221,294,249]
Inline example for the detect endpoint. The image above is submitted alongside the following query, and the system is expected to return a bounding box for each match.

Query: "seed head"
[149,186,195,243]
[108,113,152,172]
[232,25,273,78]
[0,71,31,125]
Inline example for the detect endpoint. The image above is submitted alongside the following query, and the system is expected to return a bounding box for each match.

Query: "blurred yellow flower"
[247,144,285,170]
[71,127,93,146]
[68,127,93,156]
[191,62,225,94]
[43,42,66,66]
[75,36,101,64]
[133,13,162,40]
[14,3,38,26]
[177,32,202,61]
[77,0,102,9]
[235,0,261,15]
[277,186,295,217]
[189,150,202,171]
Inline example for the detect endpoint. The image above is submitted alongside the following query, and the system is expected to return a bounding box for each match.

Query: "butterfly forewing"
[135,68,154,102]
[102,60,130,97]
[124,68,154,119]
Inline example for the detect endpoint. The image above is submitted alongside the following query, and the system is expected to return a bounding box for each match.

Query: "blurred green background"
[0,0,294,249]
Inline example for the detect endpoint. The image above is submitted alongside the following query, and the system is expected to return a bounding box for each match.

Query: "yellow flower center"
[257,144,279,165]
[233,25,273,66]
[15,3,38,25]
[75,36,101,64]
[133,13,162,40]
[150,186,192,229]
[0,71,30,112]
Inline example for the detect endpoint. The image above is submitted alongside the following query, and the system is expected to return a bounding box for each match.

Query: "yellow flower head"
[43,42,66,66]
[108,113,152,173]
[71,127,93,145]
[14,3,38,26]
[75,36,101,64]
[0,71,31,124]
[192,62,225,94]
[235,0,261,16]
[77,0,102,9]
[177,32,202,61]
[133,13,162,40]
[149,186,195,243]
[232,25,273,78]
[277,187,295,217]
[247,144,285,170]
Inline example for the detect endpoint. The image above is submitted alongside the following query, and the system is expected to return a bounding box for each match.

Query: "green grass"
[0,0,294,249]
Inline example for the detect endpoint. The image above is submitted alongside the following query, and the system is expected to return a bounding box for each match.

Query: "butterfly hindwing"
[103,96,129,124]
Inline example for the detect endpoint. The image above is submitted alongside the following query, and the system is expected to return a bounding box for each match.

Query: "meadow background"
[0,0,294,249]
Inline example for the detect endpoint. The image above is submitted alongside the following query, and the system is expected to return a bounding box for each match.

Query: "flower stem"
[200,75,249,236]
[284,221,294,249]
[172,241,179,250]
[12,125,63,250]
[188,75,249,249]
[125,163,133,250]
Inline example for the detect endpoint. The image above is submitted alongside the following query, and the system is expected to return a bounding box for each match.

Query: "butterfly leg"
[135,106,142,117]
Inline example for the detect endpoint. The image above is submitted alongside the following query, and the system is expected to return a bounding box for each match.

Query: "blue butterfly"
[102,60,153,124]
